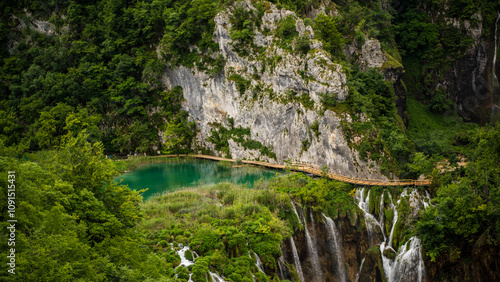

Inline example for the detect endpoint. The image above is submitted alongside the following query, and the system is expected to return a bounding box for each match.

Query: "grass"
[406,98,478,158]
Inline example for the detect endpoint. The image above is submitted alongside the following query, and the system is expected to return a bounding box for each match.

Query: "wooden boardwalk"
[150,154,431,186]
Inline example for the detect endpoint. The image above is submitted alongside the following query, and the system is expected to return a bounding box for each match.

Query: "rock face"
[346,38,407,124]
[280,205,369,282]
[279,189,432,282]
[424,235,500,282]
[442,14,492,123]
[162,3,387,179]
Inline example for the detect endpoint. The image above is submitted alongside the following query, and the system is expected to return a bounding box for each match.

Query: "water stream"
[322,213,346,282]
[301,206,324,281]
[356,188,384,245]
[176,245,195,281]
[290,237,305,282]
[355,258,365,282]
[356,188,428,282]
[209,271,226,282]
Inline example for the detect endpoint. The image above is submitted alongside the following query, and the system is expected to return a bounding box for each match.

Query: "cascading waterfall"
[302,207,324,281]
[278,245,286,279]
[390,237,426,282]
[322,213,346,282]
[386,194,398,248]
[379,193,399,282]
[177,245,195,267]
[177,244,195,281]
[290,201,322,281]
[291,201,302,227]
[290,237,305,282]
[421,190,431,209]
[356,188,384,245]
[209,272,226,282]
[379,190,426,282]
[277,258,285,279]
[379,191,386,238]
[252,251,265,273]
[355,188,428,282]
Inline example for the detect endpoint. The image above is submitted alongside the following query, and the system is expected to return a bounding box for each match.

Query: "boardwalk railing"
[147,154,431,186]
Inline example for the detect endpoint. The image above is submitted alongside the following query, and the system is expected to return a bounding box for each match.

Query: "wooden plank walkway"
[149,154,431,186]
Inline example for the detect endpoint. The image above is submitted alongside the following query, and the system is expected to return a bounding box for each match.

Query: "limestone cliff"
[162,2,400,179]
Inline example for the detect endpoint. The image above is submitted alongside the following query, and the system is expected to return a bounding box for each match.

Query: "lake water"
[115,159,284,200]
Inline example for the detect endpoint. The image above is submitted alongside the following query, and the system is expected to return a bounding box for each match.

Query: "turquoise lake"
[115,159,284,200]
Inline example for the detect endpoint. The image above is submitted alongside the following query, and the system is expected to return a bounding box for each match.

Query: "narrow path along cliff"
[148,154,432,186]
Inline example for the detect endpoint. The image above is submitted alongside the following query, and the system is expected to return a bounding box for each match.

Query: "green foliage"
[319,92,337,110]
[406,98,477,158]
[0,134,172,281]
[407,152,433,178]
[314,13,344,60]
[161,0,220,66]
[310,120,320,140]
[139,181,292,280]
[295,35,311,55]
[208,121,276,159]
[277,15,299,50]
[230,6,257,56]
[395,11,440,56]
[429,89,453,114]
[228,74,251,95]
[417,124,500,261]
[0,0,203,155]
[343,68,412,176]
[338,1,394,50]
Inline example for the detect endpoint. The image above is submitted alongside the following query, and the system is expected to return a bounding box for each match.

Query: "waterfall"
[250,251,265,273]
[421,190,432,209]
[387,194,398,248]
[322,213,346,282]
[379,191,385,238]
[290,200,323,280]
[290,237,305,282]
[355,258,365,282]
[209,272,226,282]
[355,188,428,281]
[277,258,285,279]
[390,237,426,282]
[493,12,500,89]
[377,190,426,282]
[291,201,303,227]
[303,212,324,281]
[356,188,384,244]
[177,245,196,282]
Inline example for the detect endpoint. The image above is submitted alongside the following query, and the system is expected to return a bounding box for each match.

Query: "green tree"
[314,13,344,60]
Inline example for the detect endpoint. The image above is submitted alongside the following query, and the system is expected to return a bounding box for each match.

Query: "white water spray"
[302,207,324,281]
[209,271,226,282]
[356,188,384,245]
[290,237,305,282]
[356,188,427,282]
[177,246,195,267]
[322,213,346,282]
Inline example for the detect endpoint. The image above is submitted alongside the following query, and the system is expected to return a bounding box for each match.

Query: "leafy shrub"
[314,13,344,60]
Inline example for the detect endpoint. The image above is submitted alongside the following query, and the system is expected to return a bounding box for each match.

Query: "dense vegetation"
[1,0,500,279]
[0,134,359,280]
